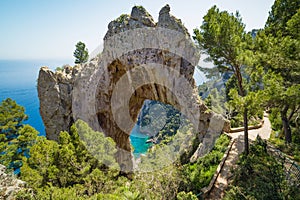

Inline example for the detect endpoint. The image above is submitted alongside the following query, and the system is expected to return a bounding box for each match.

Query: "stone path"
[230,113,272,140]
[206,113,272,199]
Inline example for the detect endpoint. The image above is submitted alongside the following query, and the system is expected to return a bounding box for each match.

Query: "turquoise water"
[130,125,152,157]
[0,60,150,154]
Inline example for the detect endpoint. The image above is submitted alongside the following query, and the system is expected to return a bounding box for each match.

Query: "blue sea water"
[0,60,71,135]
[0,60,149,155]
[130,125,152,157]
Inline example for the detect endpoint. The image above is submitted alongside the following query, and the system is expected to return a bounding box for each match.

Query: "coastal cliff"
[37,5,230,172]
[38,65,80,141]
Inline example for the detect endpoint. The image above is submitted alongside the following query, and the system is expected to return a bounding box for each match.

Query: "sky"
[0,0,275,62]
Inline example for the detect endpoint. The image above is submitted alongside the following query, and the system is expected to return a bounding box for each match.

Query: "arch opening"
[130,99,192,158]
[95,50,201,172]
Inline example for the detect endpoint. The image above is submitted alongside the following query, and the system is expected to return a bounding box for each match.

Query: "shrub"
[181,134,230,194]
[177,191,198,200]
[225,137,300,199]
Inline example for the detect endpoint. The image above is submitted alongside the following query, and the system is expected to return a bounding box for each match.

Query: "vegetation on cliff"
[225,137,300,199]
[0,98,39,172]
[137,100,191,145]
[197,0,299,154]
[73,41,89,64]
[1,0,299,199]
[0,97,232,199]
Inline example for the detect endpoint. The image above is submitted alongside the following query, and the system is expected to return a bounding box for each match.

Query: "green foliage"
[130,165,181,199]
[197,82,209,97]
[135,5,146,11]
[224,186,256,200]
[269,130,300,163]
[15,119,231,199]
[205,88,227,115]
[55,66,63,71]
[0,98,38,171]
[228,88,264,127]
[197,71,261,126]
[256,32,300,143]
[181,134,230,194]
[115,14,129,23]
[138,101,190,144]
[265,0,300,37]
[11,3,300,198]
[73,41,89,64]
[225,137,300,199]
[15,188,34,200]
[262,64,300,107]
[225,75,238,101]
[176,191,198,200]
[194,5,258,154]
[75,120,119,171]
[197,65,222,80]
[16,186,87,200]
[55,64,72,72]
[138,125,195,172]
[0,98,28,137]
[254,0,300,144]
[286,9,300,39]
[21,137,59,188]
[20,120,119,197]
[193,5,252,70]
[269,108,283,131]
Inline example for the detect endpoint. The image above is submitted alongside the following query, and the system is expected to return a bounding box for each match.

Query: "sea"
[0,59,151,157]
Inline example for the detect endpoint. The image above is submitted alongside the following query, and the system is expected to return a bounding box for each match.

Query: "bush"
[270,130,300,163]
[181,134,230,194]
[225,137,300,200]
[177,191,198,200]
[269,108,283,132]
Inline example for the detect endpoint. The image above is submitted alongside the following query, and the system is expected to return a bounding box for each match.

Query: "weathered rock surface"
[38,65,80,140]
[0,165,25,200]
[38,5,230,172]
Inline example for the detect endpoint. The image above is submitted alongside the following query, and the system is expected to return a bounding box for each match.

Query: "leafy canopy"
[193,5,252,71]
[21,120,119,191]
[265,0,300,37]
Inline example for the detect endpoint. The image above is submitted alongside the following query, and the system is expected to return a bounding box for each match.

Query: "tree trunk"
[234,65,249,155]
[243,108,249,154]
[281,105,292,143]
[288,107,296,121]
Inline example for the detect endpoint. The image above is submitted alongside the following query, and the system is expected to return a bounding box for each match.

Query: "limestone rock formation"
[0,165,25,199]
[38,5,230,172]
[38,65,80,140]
[158,4,189,36]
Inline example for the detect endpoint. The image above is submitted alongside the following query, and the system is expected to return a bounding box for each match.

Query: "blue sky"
[0,0,275,61]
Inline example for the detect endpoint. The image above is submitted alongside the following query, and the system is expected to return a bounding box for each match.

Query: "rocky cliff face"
[38,5,230,172]
[38,65,80,141]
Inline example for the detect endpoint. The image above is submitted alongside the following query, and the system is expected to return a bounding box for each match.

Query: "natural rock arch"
[38,5,230,172]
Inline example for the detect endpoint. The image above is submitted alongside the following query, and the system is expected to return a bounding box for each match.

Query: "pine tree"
[256,0,300,143]
[193,6,254,154]
[0,98,38,171]
[73,41,89,64]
